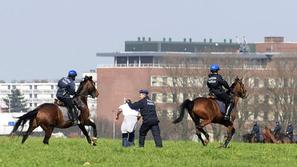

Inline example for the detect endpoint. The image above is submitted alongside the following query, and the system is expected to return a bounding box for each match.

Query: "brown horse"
[173,77,247,148]
[11,76,99,145]
[262,127,279,143]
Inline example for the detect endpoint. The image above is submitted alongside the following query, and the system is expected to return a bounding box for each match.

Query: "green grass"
[0,137,296,167]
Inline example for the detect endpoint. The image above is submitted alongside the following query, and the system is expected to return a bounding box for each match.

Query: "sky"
[0,0,296,81]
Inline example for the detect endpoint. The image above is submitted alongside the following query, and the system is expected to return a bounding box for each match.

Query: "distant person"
[251,121,261,142]
[116,101,140,147]
[273,121,282,137]
[126,89,162,148]
[286,122,294,142]
[56,70,79,125]
[207,64,234,121]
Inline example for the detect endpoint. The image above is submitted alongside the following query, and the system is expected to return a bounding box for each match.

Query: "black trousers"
[139,122,162,147]
[215,92,231,106]
[58,97,77,120]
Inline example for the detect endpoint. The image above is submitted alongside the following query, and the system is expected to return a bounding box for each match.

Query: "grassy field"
[0,137,297,167]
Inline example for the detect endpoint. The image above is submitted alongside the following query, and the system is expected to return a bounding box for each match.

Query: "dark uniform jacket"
[56,77,76,98]
[274,124,282,134]
[207,73,231,94]
[127,96,159,124]
[287,125,294,135]
[251,124,260,135]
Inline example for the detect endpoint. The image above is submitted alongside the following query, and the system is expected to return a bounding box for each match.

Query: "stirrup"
[223,115,230,121]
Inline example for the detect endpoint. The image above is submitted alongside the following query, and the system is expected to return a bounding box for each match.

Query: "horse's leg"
[224,126,235,148]
[195,127,206,146]
[78,124,92,145]
[22,119,38,144]
[85,119,97,145]
[41,125,53,144]
[197,127,210,145]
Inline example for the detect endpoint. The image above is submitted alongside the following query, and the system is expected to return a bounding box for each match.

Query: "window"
[162,93,167,103]
[34,85,38,89]
[29,85,32,90]
[8,85,10,89]
[51,85,54,89]
[34,103,37,107]
[34,94,37,98]
[51,94,54,98]
[12,85,16,89]
[29,94,32,98]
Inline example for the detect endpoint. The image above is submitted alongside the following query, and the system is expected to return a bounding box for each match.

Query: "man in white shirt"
[116,102,140,147]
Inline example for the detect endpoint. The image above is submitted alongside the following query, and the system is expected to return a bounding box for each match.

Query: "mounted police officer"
[251,121,261,142]
[286,122,294,142]
[126,89,163,148]
[56,70,79,125]
[207,64,234,121]
[273,121,282,137]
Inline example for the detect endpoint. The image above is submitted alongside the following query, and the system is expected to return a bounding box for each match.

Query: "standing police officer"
[56,70,79,125]
[127,89,163,148]
[207,64,234,121]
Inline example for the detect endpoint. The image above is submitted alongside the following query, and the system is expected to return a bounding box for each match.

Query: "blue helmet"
[139,89,149,95]
[210,64,220,72]
[68,70,77,77]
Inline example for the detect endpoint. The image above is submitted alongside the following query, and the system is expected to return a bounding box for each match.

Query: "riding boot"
[122,133,129,147]
[68,108,78,125]
[224,103,234,121]
[128,131,135,146]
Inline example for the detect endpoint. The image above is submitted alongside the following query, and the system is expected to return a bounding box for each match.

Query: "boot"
[224,103,234,121]
[69,108,79,125]
[122,133,129,147]
[128,131,135,146]
[139,135,146,147]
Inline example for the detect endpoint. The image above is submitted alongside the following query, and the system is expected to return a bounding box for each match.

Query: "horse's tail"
[11,109,39,134]
[173,99,194,124]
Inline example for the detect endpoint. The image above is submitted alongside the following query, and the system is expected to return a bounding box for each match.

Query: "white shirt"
[118,103,139,117]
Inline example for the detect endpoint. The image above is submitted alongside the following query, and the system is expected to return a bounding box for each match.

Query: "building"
[125,37,256,53]
[256,37,297,53]
[96,38,297,140]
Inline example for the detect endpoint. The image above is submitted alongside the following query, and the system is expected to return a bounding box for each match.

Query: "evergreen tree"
[3,89,29,112]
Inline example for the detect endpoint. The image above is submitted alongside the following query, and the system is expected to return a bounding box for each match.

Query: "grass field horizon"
[0,137,296,167]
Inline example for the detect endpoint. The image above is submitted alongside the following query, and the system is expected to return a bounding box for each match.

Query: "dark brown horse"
[11,76,99,145]
[262,127,279,143]
[173,77,247,147]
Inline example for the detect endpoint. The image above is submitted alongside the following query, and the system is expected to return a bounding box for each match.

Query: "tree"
[3,89,29,112]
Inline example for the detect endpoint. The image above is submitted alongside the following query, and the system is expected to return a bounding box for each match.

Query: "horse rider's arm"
[68,82,76,95]
[218,76,231,91]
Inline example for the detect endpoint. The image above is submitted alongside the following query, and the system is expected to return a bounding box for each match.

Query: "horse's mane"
[75,76,94,96]
[230,77,240,90]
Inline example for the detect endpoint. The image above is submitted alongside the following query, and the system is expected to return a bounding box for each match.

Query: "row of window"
[151,92,296,105]
[3,85,56,90]
[151,76,297,88]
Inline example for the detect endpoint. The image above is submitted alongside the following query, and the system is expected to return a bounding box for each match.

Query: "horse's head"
[76,76,99,98]
[231,77,248,99]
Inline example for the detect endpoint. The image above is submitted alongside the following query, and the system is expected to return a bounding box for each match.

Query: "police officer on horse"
[273,121,282,137]
[251,121,261,142]
[56,70,79,125]
[207,64,234,121]
[286,122,294,142]
[127,89,163,148]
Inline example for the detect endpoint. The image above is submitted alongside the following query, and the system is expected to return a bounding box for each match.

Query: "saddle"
[207,93,226,114]
[54,98,65,106]
[54,98,84,109]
